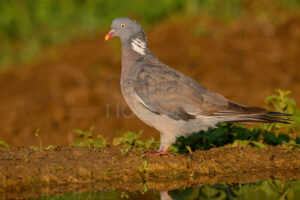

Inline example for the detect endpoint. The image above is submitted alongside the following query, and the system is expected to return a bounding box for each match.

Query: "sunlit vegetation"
[0,0,300,69]
[0,90,297,153]
[73,126,108,147]
[0,140,9,148]
[0,0,185,68]
[70,90,300,155]
[176,90,300,153]
[261,89,300,133]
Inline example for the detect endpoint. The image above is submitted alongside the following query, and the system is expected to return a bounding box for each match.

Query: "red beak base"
[105,30,115,41]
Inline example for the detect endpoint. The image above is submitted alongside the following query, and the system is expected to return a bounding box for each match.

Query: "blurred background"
[0,0,299,147]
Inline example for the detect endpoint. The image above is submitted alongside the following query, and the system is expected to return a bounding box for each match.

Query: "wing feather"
[135,63,230,121]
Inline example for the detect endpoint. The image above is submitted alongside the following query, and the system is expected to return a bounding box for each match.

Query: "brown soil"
[0,16,300,147]
[0,146,299,199]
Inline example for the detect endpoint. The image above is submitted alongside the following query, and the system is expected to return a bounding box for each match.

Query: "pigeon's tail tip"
[266,111,292,117]
[248,111,293,124]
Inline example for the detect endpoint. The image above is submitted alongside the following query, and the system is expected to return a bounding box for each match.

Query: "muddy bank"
[0,146,300,199]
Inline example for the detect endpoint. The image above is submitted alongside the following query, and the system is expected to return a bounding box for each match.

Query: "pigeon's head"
[105,17,145,43]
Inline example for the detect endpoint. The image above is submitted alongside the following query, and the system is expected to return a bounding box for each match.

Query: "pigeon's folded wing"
[135,64,233,121]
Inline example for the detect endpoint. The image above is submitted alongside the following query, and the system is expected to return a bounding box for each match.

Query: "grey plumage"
[106,17,291,155]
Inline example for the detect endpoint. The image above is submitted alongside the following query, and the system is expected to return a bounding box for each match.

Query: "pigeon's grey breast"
[120,46,165,128]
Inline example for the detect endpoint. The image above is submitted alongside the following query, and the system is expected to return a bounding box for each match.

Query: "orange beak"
[105,30,115,41]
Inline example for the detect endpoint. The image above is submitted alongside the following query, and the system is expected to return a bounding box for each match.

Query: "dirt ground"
[0,146,299,199]
[0,16,300,147]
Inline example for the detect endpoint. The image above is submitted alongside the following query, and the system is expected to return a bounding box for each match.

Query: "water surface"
[36,179,300,200]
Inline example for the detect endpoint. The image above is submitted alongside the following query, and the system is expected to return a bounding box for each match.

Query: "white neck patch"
[131,38,146,55]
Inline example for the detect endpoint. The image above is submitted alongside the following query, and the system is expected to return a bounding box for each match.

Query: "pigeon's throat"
[130,38,149,56]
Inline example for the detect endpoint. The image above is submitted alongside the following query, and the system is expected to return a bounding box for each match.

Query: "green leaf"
[0,140,9,148]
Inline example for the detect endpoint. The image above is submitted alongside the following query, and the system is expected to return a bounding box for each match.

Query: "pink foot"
[142,150,174,157]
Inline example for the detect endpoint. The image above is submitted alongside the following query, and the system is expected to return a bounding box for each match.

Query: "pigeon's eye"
[121,24,126,28]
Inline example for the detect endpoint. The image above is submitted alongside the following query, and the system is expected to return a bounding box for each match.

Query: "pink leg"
[142,133,176,156]
[142,141,174,156]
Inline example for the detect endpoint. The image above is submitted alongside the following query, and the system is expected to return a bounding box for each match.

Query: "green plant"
[34,128,43,152]
[120,148,130,156]
[261,89,300,133]
[0,140,9,148]
[2,0,300,70]
[24,152,30,162]
[113,131,159,152]
[120,192,129,199]
[276,0,300,10]
[0,0,186,69]
[73,126,107,147]
[103,168,112,175]
[173,122,300,154]
[170,90,300,154]
[112,122,300,155]
[189,171,195,179]
[138,160,148,173]
[112,131,179,154]
[185,146,193,154]
[168,145,179,155]
[140,182,148,194]
[75,90,300,154]
[45,145,56,150]
[281,140,300,152]
[29,145,39,151]
[144,137,160,152]
[228,139,266,149]
[186,0,242,21]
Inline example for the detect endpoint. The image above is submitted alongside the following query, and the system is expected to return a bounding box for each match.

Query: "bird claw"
[142,150,174,157]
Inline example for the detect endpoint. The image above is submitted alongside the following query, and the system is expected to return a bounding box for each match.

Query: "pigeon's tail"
[218,102,293,124]
[244,111,292,124]
[233,110,292,124]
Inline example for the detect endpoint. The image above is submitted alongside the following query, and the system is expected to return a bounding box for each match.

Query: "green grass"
[0,0,185,69]
[1,90,297,153]
[73,121,300,155]
[175,89,300,154]
[261,89,300,133]
[185,0,243,21]
[0,140,9,148]
[73,126,107,147]
[276,0,300,10]
[1,0,300,69]
[72,90,300,155]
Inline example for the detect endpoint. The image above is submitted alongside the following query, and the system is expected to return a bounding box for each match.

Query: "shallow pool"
[35,179,300,200]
